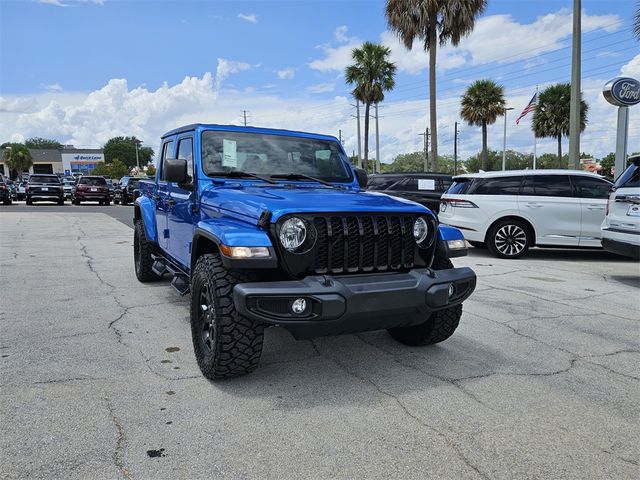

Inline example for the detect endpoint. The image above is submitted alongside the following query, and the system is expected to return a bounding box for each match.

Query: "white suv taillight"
[445,199,478,208]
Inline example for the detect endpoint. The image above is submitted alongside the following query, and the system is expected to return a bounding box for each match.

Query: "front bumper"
[234,268,476,339]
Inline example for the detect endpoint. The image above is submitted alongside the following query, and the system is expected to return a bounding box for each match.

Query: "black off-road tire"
[133,219,160,282]
[387,257,463,346]
[486,218,531,259]
[190,253,263,380]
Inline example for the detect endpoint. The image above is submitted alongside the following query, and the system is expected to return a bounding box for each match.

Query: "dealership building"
[0,147,105,177]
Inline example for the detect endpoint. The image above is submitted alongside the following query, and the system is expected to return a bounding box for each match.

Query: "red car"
[72,176,111,205]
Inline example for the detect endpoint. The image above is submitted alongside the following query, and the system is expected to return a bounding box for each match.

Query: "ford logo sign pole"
[603,77,640,180]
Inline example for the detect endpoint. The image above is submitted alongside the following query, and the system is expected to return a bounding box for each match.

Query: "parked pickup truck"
[134,124,476,379]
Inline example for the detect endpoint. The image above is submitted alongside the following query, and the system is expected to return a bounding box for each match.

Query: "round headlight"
[279,217,307,251]
[413,217,429,245]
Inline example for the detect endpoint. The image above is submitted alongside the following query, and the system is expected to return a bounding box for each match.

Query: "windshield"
[201,131,353,183]
[79,177,107,186]
[29,175,60,184]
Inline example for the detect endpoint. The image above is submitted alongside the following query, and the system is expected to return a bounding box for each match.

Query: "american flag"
[515,92,538,125]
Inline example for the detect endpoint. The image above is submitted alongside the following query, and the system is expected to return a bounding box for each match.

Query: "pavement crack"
[353,334,498,412]
[105,397,134,480]
[311,340,490,480]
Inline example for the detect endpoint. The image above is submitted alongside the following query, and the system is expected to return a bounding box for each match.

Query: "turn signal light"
[220,245,270,258]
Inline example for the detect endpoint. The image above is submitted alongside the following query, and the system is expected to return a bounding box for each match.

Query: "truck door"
[167,135,196,268]
[155,140,173,251]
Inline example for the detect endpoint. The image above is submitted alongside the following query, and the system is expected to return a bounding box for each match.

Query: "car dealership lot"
[1,211,638,480]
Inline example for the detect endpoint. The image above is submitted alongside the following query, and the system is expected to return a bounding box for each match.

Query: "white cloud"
[277,67,295,80]
[214,58,251,91]
[37,0,104,6]
[621,54,640,78]
[42,83,64,92]
[0,97,37,113]
[312,9,621,76]
[307,83,335,94]
[238,13,258,24]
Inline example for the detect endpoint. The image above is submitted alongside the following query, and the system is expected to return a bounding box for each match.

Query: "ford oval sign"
[603,77,640,107]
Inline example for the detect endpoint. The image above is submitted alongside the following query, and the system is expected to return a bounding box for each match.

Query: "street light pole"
[135,141,140,170]
[568,0,582,169]
[502,108,514,171]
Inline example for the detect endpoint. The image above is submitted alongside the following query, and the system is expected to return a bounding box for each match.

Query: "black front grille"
[312,214,417,274]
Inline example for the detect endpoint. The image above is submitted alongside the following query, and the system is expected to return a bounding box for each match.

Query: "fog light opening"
[448,284,456,298]
[291,298,308,315]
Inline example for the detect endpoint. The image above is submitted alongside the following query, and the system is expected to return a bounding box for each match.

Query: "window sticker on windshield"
[222,139,237,168]
[418,179,436,191]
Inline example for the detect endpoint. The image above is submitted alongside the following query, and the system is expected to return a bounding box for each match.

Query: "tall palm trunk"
[428,15,438,172]
[364,101,371,173]
[557,135,562,167]
[481,120,488,171]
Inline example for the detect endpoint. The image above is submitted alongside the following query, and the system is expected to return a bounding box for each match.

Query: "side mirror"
[164,158,188,183]
[354,168,368,189]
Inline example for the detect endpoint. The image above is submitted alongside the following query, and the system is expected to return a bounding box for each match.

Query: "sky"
[0,0,638,164]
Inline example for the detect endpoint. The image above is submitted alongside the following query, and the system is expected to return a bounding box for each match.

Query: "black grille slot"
[314,218,328,273]
[376,217,389,269]
[403,217,415,266]
[389,216,402,267]
[346,217,360,271]
[361,217,375,270]
[329,217,345,273]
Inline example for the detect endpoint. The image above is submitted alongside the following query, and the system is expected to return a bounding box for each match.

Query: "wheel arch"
[134,197,158,245]
[485,215,537,245]
[191,230,221,275]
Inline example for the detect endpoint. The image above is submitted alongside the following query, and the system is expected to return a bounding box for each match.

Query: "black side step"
[151,253,190,296]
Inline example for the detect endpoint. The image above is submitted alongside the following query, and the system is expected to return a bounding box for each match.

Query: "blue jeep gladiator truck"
[134,124,476,379]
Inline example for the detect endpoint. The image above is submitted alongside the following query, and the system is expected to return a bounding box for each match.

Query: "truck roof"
[161,123,341,144]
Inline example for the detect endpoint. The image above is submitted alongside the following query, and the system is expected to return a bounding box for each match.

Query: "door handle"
[587,205,604,210]
[526,202,542,208]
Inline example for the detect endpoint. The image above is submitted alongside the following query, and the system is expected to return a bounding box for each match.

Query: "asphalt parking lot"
[1,210,639,480]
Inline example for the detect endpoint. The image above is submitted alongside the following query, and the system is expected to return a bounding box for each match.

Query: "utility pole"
[241,110,249,127]
[454,122,458,175]
[135,140,140,169]
[338,129,343,145]
[356,100,362,168]
[375,103,380,174]
[568,0,581,169]
[419,128,429,172]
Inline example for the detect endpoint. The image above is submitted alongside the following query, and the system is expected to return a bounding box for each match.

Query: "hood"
[201,183,431,221]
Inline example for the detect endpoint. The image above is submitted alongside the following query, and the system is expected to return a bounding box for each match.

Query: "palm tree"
[2,143,33,180]
[634,2,640,40]
[460,80,506,171]
[386,0,487,172]
[532,83,588,165]
[345,41,396,173]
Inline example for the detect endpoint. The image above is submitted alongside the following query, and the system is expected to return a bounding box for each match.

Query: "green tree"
[382,151,424,172]
[599,152,615,178]
[2,143,33,179]
[91,163,111,176]
[535,153,569,169]
[465,150,532,173]
[345,41,396,173]
[532,83,588,165]
[24,137,62,150]
[103,136,153,169]
[109,159,130,179]
[460,79,506,171]
[146,164,157,177]
[386,0,487,171]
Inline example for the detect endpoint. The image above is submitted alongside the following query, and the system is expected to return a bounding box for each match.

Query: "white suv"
[439,170,612,258]
[601,155,640,259]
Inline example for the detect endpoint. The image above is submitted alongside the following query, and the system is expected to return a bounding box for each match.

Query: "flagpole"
[533,85,538,170]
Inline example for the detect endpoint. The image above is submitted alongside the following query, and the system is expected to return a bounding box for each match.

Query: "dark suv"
[0,175,12,205]
[72,176,111,205]
[114,177,141,205]
[367,173,453,213]
[26,174,64,205]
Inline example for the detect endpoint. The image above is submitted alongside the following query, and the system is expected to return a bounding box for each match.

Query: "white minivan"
[601,155,640,260]
[439,170,612,258]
